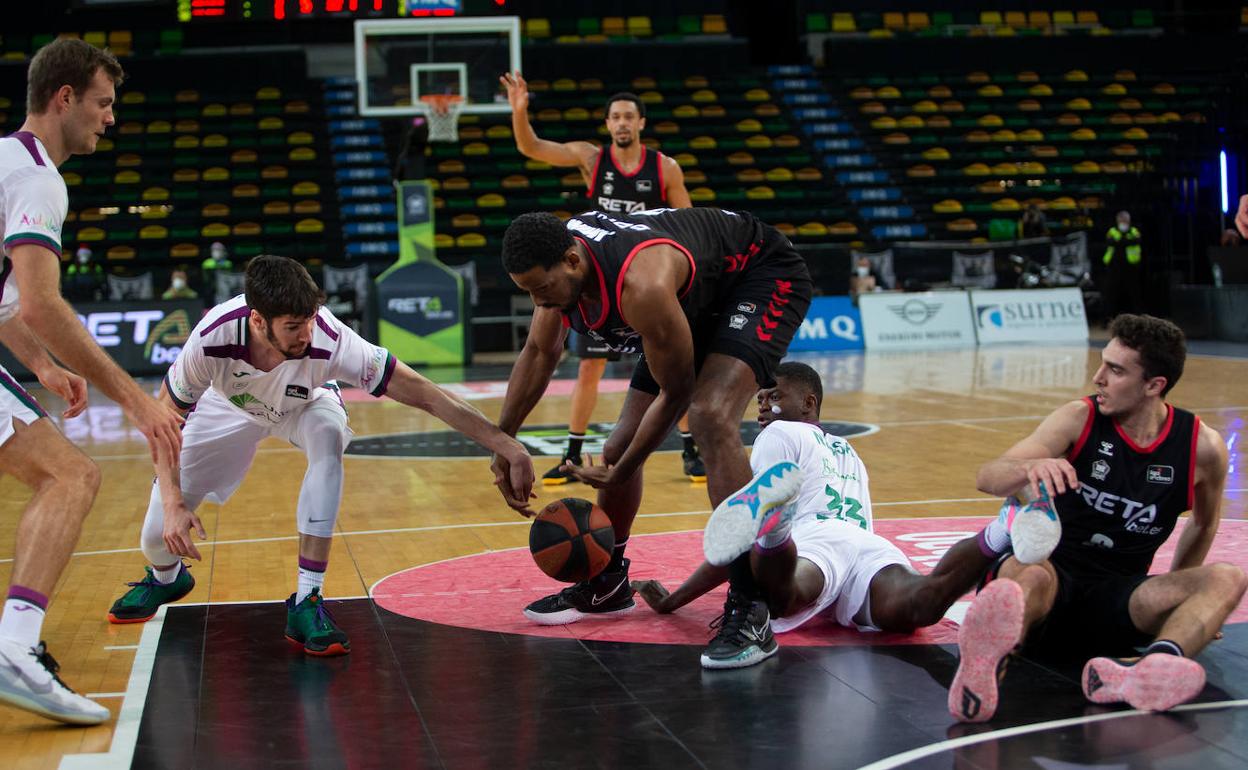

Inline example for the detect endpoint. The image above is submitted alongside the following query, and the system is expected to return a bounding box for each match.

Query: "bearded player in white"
[635,362,1056,669]
[107,255,535,655]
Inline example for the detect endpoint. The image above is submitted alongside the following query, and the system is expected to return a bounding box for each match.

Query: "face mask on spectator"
[1118,223,1129,232]
[172,277,187,290]
[855,266,870,277]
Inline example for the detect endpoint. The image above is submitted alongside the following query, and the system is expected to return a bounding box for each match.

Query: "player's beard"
[265,321,307,359]
[613,134,633,149]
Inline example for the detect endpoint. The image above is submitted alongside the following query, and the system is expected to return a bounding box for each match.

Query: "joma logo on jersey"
[1077,481,1163,535]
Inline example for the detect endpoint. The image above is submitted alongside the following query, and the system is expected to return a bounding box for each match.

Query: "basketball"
[529,498,615,582]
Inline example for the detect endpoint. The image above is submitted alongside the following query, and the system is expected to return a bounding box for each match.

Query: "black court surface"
[112,600,1248,769]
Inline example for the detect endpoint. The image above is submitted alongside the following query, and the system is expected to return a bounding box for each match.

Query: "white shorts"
[771,516,914,633]
[180,385,350,503]
[0,364,47,447]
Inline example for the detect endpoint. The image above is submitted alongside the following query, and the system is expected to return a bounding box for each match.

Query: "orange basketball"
[529,498,615,582]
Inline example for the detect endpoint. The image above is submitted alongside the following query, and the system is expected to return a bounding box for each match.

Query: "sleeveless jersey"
[586,145,666,214]
[0,131,67,324]
[1051,396,1199,578]
[165,294,396,426]
[562,207,781,354]
[749,420,874,531]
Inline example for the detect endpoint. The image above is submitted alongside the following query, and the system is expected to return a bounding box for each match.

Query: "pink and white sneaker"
[998,484,1061,564]
[949,579,1025,723]
[1082,653,1206,712]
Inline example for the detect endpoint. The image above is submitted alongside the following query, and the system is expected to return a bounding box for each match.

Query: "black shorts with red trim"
[984,553,1152,662]
[629,230,812,394]
[568,329,622,361]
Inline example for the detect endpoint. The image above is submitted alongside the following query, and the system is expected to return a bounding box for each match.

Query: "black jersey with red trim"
[562,208,780,354]
[586,145,667,214]
[1050,396,1199,579]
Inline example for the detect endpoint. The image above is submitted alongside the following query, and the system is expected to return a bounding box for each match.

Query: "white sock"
[152,562,181,584]
[979,498,1016,554]
[0,598,46,648]
[297,566,325,604]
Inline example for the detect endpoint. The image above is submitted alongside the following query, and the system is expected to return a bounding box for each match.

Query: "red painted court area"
[372,517,1248,646]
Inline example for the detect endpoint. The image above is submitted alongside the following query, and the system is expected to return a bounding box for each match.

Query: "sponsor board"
[858,291,976,350]
[971,287,1088,344]
[789,296,864,352]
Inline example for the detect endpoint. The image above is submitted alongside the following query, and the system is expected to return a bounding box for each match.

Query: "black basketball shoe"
[542,455,581,486]
[523,559,635,625]
[701,588,778,669]
[682,446,707,483]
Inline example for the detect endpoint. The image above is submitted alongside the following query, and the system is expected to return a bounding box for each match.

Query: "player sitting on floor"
[106,255,535,656]
[632,362,1059,669]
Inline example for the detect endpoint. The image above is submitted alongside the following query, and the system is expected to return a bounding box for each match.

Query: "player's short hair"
[27,38,124,115]
[244,255,324,320]
[604,92,645,119]
[1109,313,1186,396]
[501,212,573,274]
[774,361,823,415]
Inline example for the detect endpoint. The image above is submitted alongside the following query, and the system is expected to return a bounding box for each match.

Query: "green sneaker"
[284,588,350,657]
[107,564,195,624]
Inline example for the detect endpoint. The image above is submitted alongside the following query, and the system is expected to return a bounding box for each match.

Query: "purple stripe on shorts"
[298,556,328,573]
[8,132,46,166]
[202,344,251,362]
[315,314,339,341]
[199,305,252,337]
[0,366,47,418]
[7,585,48,610]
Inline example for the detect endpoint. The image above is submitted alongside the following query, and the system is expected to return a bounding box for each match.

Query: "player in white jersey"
[0,39,185,725]
[634,362,1004,669]
[106,255,535,656]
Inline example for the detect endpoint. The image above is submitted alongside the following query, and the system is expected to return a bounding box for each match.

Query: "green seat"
[1131,9,1155,28]
[677,15,701,35]
[159,28,183,54]
[806,13,829,33]
[575,17,598,35]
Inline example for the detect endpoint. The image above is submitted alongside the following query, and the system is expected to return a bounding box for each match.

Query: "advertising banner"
[789,296,864,351]
[971,287,1088,344]
[858,291,976,350]
[0,299,204,379]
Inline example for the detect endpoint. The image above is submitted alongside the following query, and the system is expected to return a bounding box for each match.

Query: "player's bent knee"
[1207,562,1248,601]
[685,400,734,443]
[600,438,624,467]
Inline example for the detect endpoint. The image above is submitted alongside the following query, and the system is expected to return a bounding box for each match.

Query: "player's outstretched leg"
[949,579,1025,723]
[1082,652,1206,712]
[702,461,803,567]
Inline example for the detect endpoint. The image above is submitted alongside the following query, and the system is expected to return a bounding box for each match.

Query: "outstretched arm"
[0,315,86,418]
[976,399,1088,499]
[500,70,598,171]
[1171,422,1228,571]
[634,562,729,614]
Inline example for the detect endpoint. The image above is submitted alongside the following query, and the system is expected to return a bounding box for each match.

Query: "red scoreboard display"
[176,0,469,22]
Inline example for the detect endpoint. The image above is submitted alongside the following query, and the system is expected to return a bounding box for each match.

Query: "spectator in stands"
[200,241,232,303]
[63,245,104,303]
[1103,210,1144,316]
[161,269,198,300]
[1019,204,1049,239]
[849,255,880,300]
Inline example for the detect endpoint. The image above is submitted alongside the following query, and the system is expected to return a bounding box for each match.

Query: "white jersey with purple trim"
[749,420,874,531]
[0,131,67,324]
[165,294,396,425]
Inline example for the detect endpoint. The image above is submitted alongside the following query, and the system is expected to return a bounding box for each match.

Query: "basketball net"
[418,94,463,142]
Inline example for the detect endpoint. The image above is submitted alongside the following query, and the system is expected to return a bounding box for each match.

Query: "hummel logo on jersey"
[1098,441,1114,457]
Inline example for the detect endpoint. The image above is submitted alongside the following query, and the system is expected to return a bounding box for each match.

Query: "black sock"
[1144,639,1184,657]
[607,538,627,573]
[566,433,585,459]
[727,552,759,596]
[681,431,695,454]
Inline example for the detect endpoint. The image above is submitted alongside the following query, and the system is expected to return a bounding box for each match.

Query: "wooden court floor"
[0,345,1245,768]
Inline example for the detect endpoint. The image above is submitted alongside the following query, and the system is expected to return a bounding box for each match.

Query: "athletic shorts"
[986,555,1151,661]
[179,385,351,504]
[0,364,47,447]
[771,517,914,633]
[568,329,621,361]
[629,229,813,394]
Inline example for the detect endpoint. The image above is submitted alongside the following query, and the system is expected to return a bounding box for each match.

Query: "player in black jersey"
[493,207,812,668]
[949,314,1244,722]
[500,72,706,485]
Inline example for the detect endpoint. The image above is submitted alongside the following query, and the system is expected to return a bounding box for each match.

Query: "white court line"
[84,692,126,699]
[102,645,138,651]
[0,501,1000,565]
[59,607,166,770]
[858,699,1248,770]
[949,422,1004,433]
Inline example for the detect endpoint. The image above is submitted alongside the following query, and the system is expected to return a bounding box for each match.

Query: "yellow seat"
[626,17,652,36]
[991,197,1021,210]
[980,11,1003,26]
[898,115,924,129]
[727,151,754,166]
[295,219,325,234]
[232,184,259,198]
[121,91,145,105]
[928,85,952,98]
[735,118,762,132]
[486,125,513,139]
[263,201,292,216]
[1027,11,1051,27]
[992,129,1017,142]
[829,221,859,236]
[870,116,897,130]
[907,164,936,178]
[1053,11,1075,25]
[690,136,717,150]
[832,13,856,32]
[202,203,230,217]
[106,245,135,260]
[1123,127,1149,140]
[1066,98,1092,110]
[203,133,229,148]
[850,86,875,100]
[978,85,1004,97]
[174,119,201,133]
[1101,83,1127,96]
[907,12,930,30]
[765,167,794,182]
[477,193,506,208]
[689,187,716,202]
[231,149,258,164]
[139,225,168,240]
[883,12,905,30]
[941,100,964,112]
[602,17,625,35]
[967,71,991,84]
[170,243,200,259]
[552,78,576,91]
[992,163,1019,176]
[977,114,1004,127]
[746,186,775,200]
[963,163,991,176]
[744,135,773,149]
[933,199,963,213]
[77,227,105,241]
[877,85,901,99]
[202,167,229,182]
[232,222,261,236]
[1074,161,1101,173]
[796,222,828,236]
[525,18,550,38]
[452,214,482,228]
[293,200,322,215]
[501,175,530,189]
[922,147,950,160]
[146,120,171,134]
[434,234,454,249]
[261,166,288,180]
[1017,99,1042,112]
[859,101,887,115]
[703,14,728,34]
[927,115,952,129]
[1114,69,1138,82]
[1076,10,1098,24]
[913,100,938,113]
[965,130,991,142]
[1058,113,1082,126]
[1070,127,1097,140]
[288,147,316,162]
[947,219,978,233]
[455,233,487,248]
[883,133,910,145]
[202,103,227,117]
[142,186,169,201]
[116,153,142,167]
[463,142,490,156]
[1018,129,1045,141]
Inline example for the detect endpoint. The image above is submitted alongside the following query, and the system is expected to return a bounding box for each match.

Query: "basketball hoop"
[417,94,464,142]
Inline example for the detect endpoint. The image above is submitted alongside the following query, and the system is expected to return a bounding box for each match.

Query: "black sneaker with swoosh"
[523,559,635,625]
[700,588,779,670]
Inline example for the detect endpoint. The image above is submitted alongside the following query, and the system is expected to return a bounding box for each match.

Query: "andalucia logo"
[229,393,262,410]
